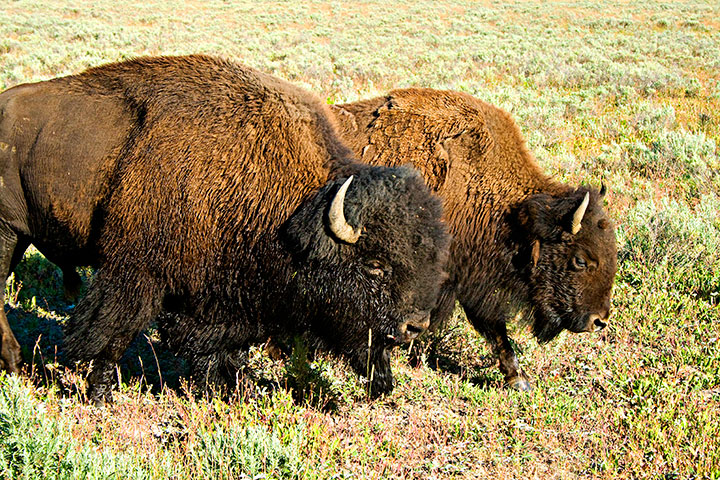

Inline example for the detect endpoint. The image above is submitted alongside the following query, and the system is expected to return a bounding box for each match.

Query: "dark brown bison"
[331,88,617,390]
[0,56,450,401]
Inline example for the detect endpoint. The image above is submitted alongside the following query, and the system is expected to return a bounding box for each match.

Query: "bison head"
[520,186,617,343]
[281,165,450,396]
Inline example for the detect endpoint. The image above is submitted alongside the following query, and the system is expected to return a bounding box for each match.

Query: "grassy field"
[1,0,719,478]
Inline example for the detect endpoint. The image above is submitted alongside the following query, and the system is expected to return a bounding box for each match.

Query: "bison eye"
[366,260,389,278]
[572,255,587,270]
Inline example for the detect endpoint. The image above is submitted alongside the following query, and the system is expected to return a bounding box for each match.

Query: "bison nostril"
[405,323,424,335]
[397,312,430,342]
[585,313,607,332]
[397,316,429,342]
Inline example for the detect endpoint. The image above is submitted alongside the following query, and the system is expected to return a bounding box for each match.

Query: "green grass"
[1,0,719,478]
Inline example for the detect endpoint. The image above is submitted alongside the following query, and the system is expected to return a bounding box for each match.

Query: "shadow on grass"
[7,305,190,394]
[5,250,192,393]
[5,249,347,410]
[403,326,508,390]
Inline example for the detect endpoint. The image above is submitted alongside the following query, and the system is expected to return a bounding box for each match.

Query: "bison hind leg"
[65,267,163,404]
[0,227,29,374]
[186,350,253,398]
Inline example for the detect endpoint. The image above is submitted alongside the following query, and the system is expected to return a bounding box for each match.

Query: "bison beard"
[332,88,617,390]
[0,56,449,402]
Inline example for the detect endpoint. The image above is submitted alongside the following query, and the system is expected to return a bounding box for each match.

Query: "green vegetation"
[1,0,719,478]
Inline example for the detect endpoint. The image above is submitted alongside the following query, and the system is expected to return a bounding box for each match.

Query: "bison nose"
[585,311,609,332]
[396,312,431,343]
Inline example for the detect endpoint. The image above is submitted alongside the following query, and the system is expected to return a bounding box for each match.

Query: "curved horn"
[599,182,607,197]
[571,192,590,235]
[328,176,361,243]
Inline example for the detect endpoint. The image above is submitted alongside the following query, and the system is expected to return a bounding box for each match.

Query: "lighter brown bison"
[331,88,617,389]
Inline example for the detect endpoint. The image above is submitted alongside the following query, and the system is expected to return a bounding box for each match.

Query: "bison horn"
[571,192,590,235]
[329,175,361,243]
[600,182,607,197]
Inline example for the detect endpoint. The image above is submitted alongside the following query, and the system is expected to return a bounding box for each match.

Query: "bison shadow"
[404,310,509,390]
[6,250,188,392]
[5,250,343,408]
[7,250,503,401]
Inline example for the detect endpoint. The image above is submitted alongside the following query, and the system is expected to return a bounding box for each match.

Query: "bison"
[0,56,450,401]
[331,88,617,390]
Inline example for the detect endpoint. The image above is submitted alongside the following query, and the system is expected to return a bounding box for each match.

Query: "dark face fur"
[523,188,618,343]
[282,165,450,395]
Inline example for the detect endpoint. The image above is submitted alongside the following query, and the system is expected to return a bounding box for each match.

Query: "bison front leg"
[428,281,458,332]
[158,311,251,396]
[65,268,163,405]
[184,349,258,398]
[0,311,20,374]
[348,346,394,399]
[0,227,29,374]
[491,328,531,391]
[467,311,531,391]
[187,352,231,395]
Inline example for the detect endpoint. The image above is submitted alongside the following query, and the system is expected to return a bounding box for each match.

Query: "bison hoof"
[506,375,532,391]
[86,364,115,406]
[88,384,112,407]
[368,372,394,399]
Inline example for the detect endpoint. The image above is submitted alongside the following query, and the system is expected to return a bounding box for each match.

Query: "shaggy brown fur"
[0,57,450,400]
[331,88,617,389]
